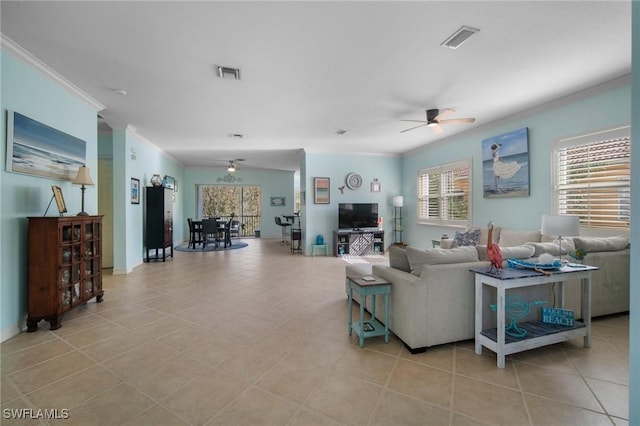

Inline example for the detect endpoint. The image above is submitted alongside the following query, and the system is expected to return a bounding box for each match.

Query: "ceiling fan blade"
[400,119,427,123]
[434,108,455,121]
[401,123,428,133]
[432,124,444,134]
[438,117,476,125]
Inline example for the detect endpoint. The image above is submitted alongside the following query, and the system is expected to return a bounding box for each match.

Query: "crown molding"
[1,33,105,111]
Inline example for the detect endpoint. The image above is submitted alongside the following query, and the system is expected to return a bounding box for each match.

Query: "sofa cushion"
[477,244,535,261]
[498,229,541,247]
[526,242,571,256]
[478,226,501,245]
[451,228,481,248]
[388,246,411,273]
[406,245,479,276]
[573,236,629,252]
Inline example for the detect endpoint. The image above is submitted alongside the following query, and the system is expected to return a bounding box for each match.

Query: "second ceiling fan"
[401,108,476,134]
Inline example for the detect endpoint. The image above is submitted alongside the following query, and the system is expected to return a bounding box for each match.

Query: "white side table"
[471,265,597,368]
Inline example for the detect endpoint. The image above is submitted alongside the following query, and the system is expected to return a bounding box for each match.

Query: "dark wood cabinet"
[145,186,173,262]
[27,216,103,332]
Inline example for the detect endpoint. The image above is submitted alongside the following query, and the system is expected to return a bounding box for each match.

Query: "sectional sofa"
[346,228,630,353]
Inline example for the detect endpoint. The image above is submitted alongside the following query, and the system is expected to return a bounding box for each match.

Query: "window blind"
[555,134,630,229]
[418,159,471,225]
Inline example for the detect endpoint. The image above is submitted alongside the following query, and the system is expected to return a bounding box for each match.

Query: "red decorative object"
[487,221,503,273]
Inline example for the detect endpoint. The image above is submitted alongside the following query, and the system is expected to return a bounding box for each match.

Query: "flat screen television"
[339,203,379,230]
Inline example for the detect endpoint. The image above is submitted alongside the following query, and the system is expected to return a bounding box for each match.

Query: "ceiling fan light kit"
[401,108,476,133]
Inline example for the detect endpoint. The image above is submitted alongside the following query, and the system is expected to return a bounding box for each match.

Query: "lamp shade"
[72,166,94,186]
[541,214,579,237]
[393,196,404,207]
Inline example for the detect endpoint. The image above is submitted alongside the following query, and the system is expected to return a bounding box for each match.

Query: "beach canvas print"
[482,127,530,198]
[6,111,86,181]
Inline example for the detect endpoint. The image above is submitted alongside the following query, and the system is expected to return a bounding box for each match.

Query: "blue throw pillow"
[451,229,480,248]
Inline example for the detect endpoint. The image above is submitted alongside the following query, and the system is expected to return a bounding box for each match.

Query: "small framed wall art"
[163,175,175,190]
[370,179,381,192]
[314,177,330,204]
[270,196,286,207]
[131,178,140,204]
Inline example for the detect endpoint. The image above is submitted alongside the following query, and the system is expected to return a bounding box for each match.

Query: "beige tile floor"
[1,238,629,425]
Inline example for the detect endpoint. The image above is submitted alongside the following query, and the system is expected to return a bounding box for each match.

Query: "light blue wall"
[628,3,638,423]
[1,51,100,338]
[304,153,402,254]
[110,127,183,273]
[182,167,295,241]
[401,78,631,248]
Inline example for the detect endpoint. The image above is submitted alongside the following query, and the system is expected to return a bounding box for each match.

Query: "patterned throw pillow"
[451,228,480,248]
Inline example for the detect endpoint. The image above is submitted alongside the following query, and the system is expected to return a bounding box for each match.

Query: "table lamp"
[72,165,94,216]
[541,214,579,261]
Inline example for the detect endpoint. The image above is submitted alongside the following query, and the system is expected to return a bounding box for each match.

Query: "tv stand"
[333,230,384,257]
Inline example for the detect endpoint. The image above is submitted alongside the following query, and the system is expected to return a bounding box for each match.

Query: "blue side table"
[347,275,391,347]
[311,244,329,256]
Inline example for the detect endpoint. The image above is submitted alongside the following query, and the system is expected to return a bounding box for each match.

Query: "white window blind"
[417,159,471,226]
[554,127,631,230]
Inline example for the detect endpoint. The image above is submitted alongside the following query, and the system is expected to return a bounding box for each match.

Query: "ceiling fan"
[226,158,245,172]
[400,108,476,134]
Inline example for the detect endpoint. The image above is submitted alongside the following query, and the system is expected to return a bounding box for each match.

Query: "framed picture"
[482,127,530,198]
[163,175,175,190]
[370,179,381,192]
[314,177,330,204]
[270,196,286,207]
[51,185,67,215]
[6,110,86,181]
[131,178,140,204]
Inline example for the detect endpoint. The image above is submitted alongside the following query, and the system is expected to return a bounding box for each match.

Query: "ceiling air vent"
[216,66,241,80]
[440,26,479,49]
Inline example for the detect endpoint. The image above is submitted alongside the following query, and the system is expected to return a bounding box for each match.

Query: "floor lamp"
[72,165,94,216]
[393,196,403,245]
[541,214,579,262]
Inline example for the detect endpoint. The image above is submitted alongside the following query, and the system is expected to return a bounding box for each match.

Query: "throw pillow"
[498,229,541,247]
[526,242,571,257]
[573,236,629,252]
[406,245,479,276]
[477,244,535,261]
[388,246,411,273]
[451,228,481,248]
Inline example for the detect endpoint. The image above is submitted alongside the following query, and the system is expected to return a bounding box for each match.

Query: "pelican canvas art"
[482,127,530,198]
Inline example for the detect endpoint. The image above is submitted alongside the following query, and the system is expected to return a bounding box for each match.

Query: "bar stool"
[275,216,291,244]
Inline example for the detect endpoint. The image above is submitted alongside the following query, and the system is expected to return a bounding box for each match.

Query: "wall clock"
[345,172,363,190]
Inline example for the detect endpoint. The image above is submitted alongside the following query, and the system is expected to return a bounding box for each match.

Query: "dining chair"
[229,220,241,238]
[187,218,203,248]
[201,219,219,249]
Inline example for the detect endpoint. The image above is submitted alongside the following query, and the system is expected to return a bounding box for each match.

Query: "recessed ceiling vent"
[216,66,241,80]
[440,26,479,49]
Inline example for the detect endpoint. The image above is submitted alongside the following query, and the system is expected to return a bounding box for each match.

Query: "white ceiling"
[1,1,631,172]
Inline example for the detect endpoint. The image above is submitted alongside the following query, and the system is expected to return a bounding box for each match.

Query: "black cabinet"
[146,186,173,262]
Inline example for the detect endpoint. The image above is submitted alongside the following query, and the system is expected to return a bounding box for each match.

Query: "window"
[196,185,262,236]
[417,159,471,226]
[553,126,630,230]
